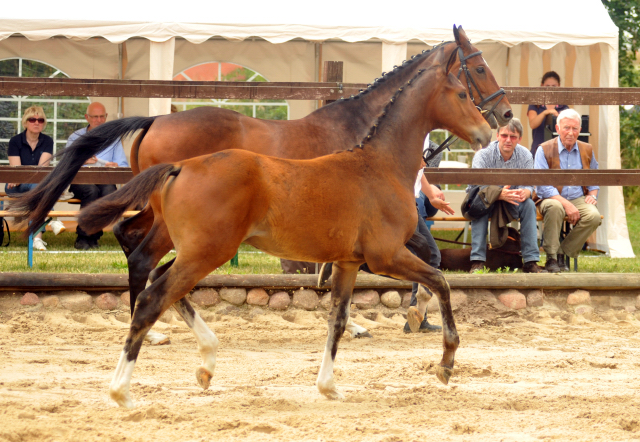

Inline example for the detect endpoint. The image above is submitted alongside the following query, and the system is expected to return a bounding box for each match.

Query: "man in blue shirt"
[67,102,129,249]
[535,109,601,273]
[468,118,545,273]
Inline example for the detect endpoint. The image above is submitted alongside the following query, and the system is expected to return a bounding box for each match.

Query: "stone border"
[3,287,639,324]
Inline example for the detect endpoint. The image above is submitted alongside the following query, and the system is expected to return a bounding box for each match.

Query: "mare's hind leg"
[124,220,174,345]
[110,255,221,408]
[113,206,155,258]
[316,261,360,400]
[369,248,459,385]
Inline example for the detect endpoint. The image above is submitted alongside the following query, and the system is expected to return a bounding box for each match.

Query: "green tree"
[602,0,640,207]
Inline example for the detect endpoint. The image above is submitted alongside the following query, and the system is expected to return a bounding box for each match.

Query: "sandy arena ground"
[1,300,640,442]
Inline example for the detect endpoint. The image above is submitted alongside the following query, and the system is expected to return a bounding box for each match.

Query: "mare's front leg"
[316,261,360,400]
[370,247,459,385]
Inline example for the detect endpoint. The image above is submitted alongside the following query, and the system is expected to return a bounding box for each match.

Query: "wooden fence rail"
[2,76,640,105]
[3,166,640,186]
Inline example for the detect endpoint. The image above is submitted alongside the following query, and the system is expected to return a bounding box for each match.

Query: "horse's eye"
[476,66,485,74]
[458,91,467,99]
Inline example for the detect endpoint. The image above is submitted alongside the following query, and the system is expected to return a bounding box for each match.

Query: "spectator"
[535,109,601,273]
[6,106,65,250]
[170,104,178,113]
[466,118,545,274]
[527,71,570,159]
[67,102,129,250]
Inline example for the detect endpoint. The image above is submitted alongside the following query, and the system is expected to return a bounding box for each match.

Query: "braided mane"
[340,41,454,151]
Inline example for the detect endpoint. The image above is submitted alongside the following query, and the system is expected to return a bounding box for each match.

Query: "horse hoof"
[110,389,135,409]
[322,390,345,401]
[435,365,453,385]
[407,307,422,333]
[355,331,373,339]
[196,367,213,390]
[144,330,170,346]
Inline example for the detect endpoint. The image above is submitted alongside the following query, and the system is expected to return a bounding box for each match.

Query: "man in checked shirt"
[468,118,546,274]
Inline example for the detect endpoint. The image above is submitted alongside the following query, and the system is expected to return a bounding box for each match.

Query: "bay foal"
[78,60,492,407]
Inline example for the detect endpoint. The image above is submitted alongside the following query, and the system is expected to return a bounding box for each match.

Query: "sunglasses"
[27,118,45,124]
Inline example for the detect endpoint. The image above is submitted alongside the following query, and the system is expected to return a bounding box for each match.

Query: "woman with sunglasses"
[6,105,65,250]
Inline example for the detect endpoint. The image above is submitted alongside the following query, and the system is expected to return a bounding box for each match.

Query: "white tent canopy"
[0,0,633,257]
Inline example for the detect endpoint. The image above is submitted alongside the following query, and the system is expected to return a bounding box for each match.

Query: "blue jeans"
[5,183,37,195]
[408,213,441,310]
[470,198,540,263]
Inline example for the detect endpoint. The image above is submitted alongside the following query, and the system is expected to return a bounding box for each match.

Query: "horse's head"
[452,25,513,131]
[431,69,492,150]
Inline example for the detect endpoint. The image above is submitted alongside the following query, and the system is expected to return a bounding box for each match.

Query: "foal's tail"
[9,116,156,235]
[78,164,180,235]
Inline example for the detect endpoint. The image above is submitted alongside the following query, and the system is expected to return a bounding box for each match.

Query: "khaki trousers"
[539,196,602,258]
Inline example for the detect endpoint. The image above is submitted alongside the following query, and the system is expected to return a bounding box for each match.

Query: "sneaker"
[418,319,442,332]
[523,261,547,273]
[33,237,47,251]
[59,187,75,201]
[49,220,66,236]
[469,260,486,274]
[557,254,569,272]
[545,257,562,273]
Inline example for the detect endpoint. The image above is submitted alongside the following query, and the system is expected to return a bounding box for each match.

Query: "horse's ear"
[454,25,469,48]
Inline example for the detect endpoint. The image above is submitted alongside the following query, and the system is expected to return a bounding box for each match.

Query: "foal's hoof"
[110,389,135,409]
[407,307,422,333]
[196,367,213,390]
[354,331,373,339]
[435,365,453,385]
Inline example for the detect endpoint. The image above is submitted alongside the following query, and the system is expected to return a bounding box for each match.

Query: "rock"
[190,289,221,307]
[610,296,635,309]
[497,290,526,310]
[219,288,247,306]
[567,290,590,305]
[120,291,131,307]
[469,289,508,312]
[269,291,291,310]
[450,290,468,311]
[352,290,380,309]
[20,292,40,306]
[527,290,544,307]
[292,289,319,310]
[380,290,402,309]
[320,292,332,310]
[246,288,269,306]
[574,305,594,320]
[95,293,118,310]
[401,291,412,309]
[60,292,94,312]
[41,296,59,309]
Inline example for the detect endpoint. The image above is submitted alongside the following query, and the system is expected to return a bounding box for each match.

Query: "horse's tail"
[9,116,157,235]
[78,163,180,235]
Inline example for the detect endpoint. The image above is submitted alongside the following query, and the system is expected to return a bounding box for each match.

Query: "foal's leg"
[316,261,360,400]
[172,298,219,390]
[370,248,459,385]
[110,257,216,408]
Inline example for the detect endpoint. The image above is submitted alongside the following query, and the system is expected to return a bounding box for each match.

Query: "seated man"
[534,109,601,273]
[67,102,129,249]
[467,118,545,273]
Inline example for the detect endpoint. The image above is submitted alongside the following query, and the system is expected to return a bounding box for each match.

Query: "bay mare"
[76,55,492,408]
[9,26,512,329]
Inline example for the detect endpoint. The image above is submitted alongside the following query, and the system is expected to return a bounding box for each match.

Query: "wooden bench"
[425,214,603,271]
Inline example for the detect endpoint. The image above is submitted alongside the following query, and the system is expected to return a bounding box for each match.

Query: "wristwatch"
[591,194,598,200]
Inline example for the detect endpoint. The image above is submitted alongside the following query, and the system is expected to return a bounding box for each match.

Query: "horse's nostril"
[504,110,513,120]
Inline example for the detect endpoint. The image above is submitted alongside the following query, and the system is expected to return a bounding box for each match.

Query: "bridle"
[424,44,507,164]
